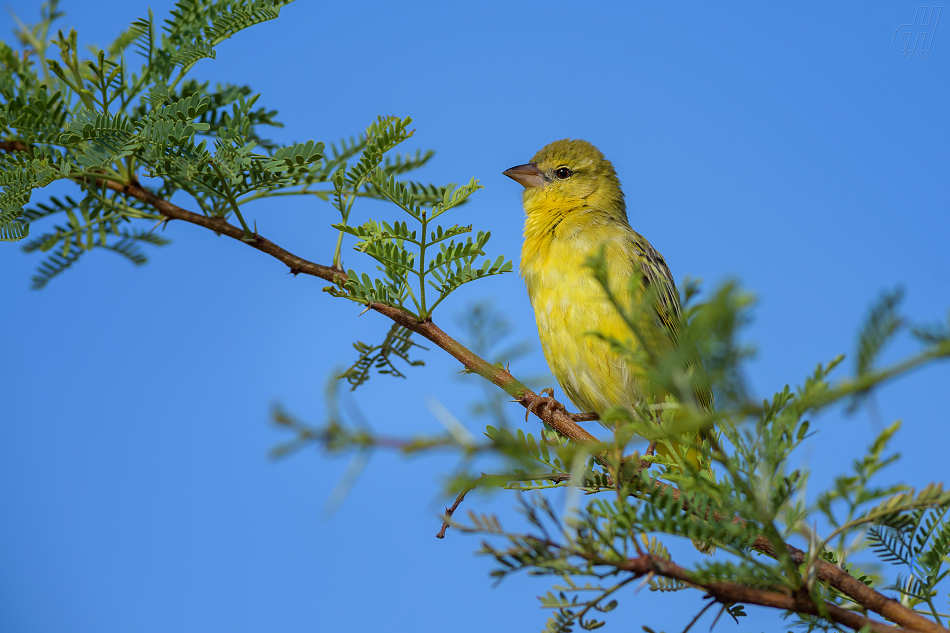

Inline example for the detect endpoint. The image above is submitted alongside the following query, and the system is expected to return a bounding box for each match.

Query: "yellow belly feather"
[521,225,645,418]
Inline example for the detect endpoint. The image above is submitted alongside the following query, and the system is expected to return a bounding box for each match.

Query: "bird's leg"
[520,390,596,424]
[523,387,562,422]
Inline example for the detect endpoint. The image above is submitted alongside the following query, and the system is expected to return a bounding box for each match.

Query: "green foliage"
[284,267,950,632]
[850,288,905,410]
[483,425,592,488]
[338,323,426,390]
[856,288,905,377]
[868,501,950,618]
[329,162,512,319]
[2,0,495,300]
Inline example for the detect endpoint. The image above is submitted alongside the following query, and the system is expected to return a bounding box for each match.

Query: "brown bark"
[610,554,899,633]
[0,141,29,152]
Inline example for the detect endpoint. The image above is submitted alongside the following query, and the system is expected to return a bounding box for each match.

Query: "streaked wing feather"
[627,232,714,411]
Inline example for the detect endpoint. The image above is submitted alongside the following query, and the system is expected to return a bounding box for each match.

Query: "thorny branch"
[645,477,947,633]
[600,552,900,633]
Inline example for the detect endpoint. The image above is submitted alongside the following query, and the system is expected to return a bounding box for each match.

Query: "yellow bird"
[504,139,710,458]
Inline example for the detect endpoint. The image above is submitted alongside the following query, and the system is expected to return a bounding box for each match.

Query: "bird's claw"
[524,387,561,422]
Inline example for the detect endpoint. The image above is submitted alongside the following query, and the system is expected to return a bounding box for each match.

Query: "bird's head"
[503,139,625,221]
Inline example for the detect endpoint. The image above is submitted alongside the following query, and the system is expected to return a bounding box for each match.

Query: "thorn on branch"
[149,217,172,233]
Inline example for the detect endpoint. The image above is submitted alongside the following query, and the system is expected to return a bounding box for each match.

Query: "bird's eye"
[555,167,572,179]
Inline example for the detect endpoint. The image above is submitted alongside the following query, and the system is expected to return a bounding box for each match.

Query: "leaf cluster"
[1,1,489,299]
[338,323,426,390]
[330,165,511,319]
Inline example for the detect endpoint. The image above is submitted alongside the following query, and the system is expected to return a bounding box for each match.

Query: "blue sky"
[1,1,948,631]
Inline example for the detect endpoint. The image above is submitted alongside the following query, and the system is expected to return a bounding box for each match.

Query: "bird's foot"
[523,387,562,422]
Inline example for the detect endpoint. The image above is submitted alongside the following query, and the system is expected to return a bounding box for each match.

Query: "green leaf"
[0,217,29,242]
[856,288,905,377]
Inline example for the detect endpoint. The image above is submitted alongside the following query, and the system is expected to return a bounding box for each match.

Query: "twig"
[437,475,485,539]
[0,141,29,152]
[680,597,717,633]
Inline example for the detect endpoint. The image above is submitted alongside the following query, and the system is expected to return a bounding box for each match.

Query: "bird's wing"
[625,231,714,411]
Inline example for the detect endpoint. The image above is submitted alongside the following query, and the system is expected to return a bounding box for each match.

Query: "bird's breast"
[521,233,642,415]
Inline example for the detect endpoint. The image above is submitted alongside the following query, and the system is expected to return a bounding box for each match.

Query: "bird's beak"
[503,163,548,189]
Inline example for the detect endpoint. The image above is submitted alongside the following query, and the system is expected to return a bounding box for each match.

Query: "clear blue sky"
[2,2,948,632]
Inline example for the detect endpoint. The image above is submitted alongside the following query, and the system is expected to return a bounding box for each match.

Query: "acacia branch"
[772,540,945,632]
[605,553,900,633]
[651,479,948,633]
[42,175,945,633]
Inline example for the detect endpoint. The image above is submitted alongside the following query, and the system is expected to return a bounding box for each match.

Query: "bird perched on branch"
[504,139,711,463]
